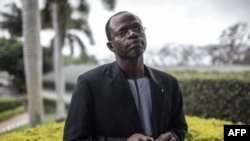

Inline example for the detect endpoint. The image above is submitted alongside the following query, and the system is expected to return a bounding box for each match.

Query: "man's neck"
[116,57,145,79]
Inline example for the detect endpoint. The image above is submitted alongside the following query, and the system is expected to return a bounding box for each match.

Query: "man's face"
[107,12,147,59]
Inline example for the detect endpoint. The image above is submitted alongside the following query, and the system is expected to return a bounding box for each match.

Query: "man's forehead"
[109,12,142,28]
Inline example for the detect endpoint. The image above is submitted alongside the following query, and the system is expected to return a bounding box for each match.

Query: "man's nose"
[127,29,139,37]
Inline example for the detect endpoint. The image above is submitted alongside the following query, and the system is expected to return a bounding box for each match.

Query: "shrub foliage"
[0,38,53,93]
[0,116,242,141]
[0,96,23,112]
[0,106,25,122]
[171,70,250,124]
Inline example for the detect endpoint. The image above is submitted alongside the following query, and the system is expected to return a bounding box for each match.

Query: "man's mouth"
[128,40,142,48]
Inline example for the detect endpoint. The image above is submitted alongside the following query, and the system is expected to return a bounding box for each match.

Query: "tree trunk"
[22,0,44,127]
[52,1,66,121]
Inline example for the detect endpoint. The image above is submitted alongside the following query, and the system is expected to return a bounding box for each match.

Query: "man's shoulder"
[147,66,176,80]
[78,62,114,78]
[147,66,180,89]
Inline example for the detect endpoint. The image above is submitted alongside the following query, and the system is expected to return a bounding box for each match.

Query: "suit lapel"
[107,62,143,133]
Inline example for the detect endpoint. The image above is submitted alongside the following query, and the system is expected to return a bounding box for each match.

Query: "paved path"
[0,90,72,134]
[0,112,29,134]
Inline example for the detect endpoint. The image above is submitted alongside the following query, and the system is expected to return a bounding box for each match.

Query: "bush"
[165,70,250,124]
[43,97,69,114]
[0,96,24,112]
[173,71,250,124]
[185,116,243,141]
[0,122,64,140]
[43,66,250,124]
[0,96,69,122]
[0,37,53,93]
[0,106,25,122]
[181,79,250,124]
[0,38,24,92]
[0,116,242,141]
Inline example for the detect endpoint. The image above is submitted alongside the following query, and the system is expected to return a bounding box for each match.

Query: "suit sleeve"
[63,75,95,141]
[63,75,129,141]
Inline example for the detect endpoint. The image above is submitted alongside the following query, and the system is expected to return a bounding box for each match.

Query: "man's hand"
[155,132,176,141]
[127,133,154,141]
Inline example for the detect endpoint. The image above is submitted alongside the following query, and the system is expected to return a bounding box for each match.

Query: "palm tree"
[0,0,116,122]
[0,3,22,39]
[48,0,116,121]
[50,0,68,121]
[22,0,44,127]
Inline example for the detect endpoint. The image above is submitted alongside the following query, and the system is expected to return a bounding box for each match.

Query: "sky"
[1,0,250,62]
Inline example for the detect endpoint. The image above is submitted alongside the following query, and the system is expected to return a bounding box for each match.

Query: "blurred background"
[0,0,249,140]
[1,0,250,66]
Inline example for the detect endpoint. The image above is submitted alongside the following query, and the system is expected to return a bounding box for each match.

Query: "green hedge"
[11,97,69,114]
[0,96,69,121]
[42,80,76,92]
[0,115,243,141]
[43,69,250,124]
[0,106,25,122]
[0,96,24,112]
[43,97,69,114]
[171,71,250,124]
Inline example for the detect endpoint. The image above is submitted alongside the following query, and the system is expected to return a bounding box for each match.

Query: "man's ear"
[107,41,115,52]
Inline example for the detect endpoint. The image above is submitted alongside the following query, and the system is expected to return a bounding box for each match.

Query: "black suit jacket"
[63,62,187,141]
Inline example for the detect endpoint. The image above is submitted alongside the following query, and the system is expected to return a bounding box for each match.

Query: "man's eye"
[135,27,140,31]
[119,30,127,37]
[133,27,144,33]
[139,28,143,32]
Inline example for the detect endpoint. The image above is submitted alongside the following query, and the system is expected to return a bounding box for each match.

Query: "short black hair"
[105,11,139,41]
[105,11,129,41]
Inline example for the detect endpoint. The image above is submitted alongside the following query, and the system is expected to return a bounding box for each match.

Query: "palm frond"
[71,33,86,52]
[102,0,116,11]
[82,25,95,45]
[66,33,75,56]
[0,2,22,38]
[78,0,90,14]
[66,32,87,57]
[70,18,95,45]
[41,0,52,28]
[0,12,16,19]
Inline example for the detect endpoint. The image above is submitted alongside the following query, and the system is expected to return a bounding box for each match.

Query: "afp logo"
[224,125,250,141]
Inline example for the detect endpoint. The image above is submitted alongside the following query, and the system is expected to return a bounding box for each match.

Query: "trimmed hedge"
[0,96,69,121]
[0,96,24,112]
[0,106,25,122]
[169,70,250,124]
[43,69,250,124]
[0,116,243,141]
[180,79,250,124]
[43,97,69,114]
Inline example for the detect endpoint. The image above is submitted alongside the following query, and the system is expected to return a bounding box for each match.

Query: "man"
[63,11,188,141]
